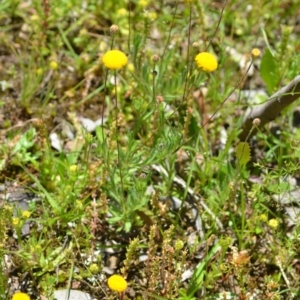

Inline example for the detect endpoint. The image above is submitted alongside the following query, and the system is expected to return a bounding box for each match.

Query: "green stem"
[114,71,125,212]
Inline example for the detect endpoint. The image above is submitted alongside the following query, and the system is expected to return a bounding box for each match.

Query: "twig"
[239,75,300,140]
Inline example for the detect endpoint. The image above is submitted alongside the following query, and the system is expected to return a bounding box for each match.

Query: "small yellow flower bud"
[251,48,261,58]
[75,200,83,209]
[49,60,58,70]
[12,217,20,226]
[79,28,88,36]
[64,90,75,98]
[117,8,128,16]
[36,68,43,76]
[138,0,149,7]
[127,63,135,72]
[220,263,230,272]
[219,235,233,249]
[22,211,31,219]
[268,218,279,229]
[260,214,268,222]
[145,11,157,21]
[175,239,184,251]
[30,15,39,22]
[89,263,100,274]
[35,245,42,251]
[69,165,78,172]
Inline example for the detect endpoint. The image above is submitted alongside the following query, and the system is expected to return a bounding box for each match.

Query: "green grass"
[1,0,300,299]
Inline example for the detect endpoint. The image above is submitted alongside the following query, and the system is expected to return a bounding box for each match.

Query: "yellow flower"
[69,165,78,172]
[138,0,149,7]
[75,200,83,209]
[102,50,128,70]
[12,217,20,226]
[145,11,157,21]
[22,211,31,219]
[4,205,13,212]
[30,15,39,22]
[117,8,128,16]
[35,244,42,251]
[127,63,135,72]
[89,263,99,274]
[195,52,218,72]
[251,48,261,58]
[12,292,31,300]
[79,28,88,36]
[259,214,268,222]
[107,274,127,292]
[36,68,43,76]
[49,61,58,70]
[175,239,184,251]
[268,218,279,229]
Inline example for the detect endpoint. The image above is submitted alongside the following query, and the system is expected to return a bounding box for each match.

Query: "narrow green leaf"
[260,48,278,94]
[236,142,251,166]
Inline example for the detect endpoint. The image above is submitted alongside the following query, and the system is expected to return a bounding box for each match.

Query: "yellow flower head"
[89,263,99,274]
[251,48,261,58]
[107,274,127,292]
[138,0,149,7]
[127,63,135,72]
[145,11,157,21]
[268,218,279,229]
[12,292,31,300]
[12,217,20,226]
[49,60,58,70]
[195,52,218,72]
[259,214,268,222]
[102,50,128,70]
[69,164,78,172]
[117,8,128,17]
[22,211,31,219]
[36,68,43,76]
[30,15,39,22]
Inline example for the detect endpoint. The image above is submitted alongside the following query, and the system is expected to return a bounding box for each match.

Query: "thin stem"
[110,36,115,49]
[182,2,193,104]
[42,0,50,32]
[239,181,245,249]
[152,68,156,103]
[205,61,253,126]
[205,0,228,51]
[151,66,158,142]
[101,33,116,148]
[101,69,109,147]
[127,1,131,53]
[114,71,125,209]
[159,1,179,69]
